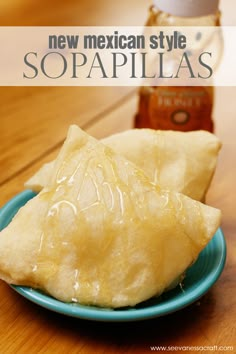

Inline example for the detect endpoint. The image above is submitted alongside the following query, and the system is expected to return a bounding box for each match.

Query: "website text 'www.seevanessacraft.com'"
[149,345,234,352]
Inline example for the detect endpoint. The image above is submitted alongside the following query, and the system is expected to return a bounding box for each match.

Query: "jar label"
[148,86,213,132]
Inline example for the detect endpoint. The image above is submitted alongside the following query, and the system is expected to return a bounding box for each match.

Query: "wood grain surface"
[0,1,236,353]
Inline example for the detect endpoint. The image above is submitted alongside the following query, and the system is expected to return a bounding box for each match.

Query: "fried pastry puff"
[25,129,221,202]
[0,126,221,308]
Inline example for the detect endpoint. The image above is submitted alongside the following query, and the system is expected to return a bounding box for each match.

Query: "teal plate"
[0,190,226,322]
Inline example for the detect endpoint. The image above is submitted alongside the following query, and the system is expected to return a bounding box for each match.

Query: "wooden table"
[0,1,235,353]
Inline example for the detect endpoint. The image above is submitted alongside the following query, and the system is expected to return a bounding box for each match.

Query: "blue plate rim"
[0,190,227,322]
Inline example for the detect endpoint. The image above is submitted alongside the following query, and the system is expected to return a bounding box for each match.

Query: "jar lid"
[153,0,220,17]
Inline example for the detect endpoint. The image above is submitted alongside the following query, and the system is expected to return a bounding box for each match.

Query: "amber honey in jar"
[135,0,222,132]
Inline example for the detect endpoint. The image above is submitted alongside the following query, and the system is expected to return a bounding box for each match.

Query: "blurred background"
[0,0,235,26]
[0,0,235,206]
